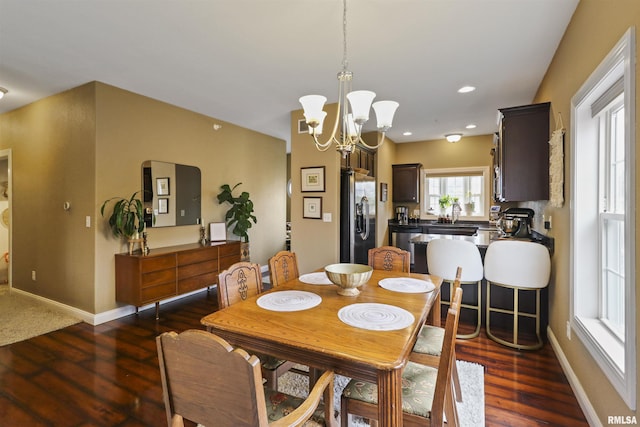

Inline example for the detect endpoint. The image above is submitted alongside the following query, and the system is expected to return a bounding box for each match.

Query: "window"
[421,166,490,220]
[571,28,635,409]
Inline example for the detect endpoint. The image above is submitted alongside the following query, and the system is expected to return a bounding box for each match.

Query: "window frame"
[420,166,491,221]
[570,27,636,409]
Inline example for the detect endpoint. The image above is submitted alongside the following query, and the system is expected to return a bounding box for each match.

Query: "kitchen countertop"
[411,230,499,249]
[411,229,554,253]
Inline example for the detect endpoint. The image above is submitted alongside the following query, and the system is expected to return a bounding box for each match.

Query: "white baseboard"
[10,286,216,326]
[547,326,602,427]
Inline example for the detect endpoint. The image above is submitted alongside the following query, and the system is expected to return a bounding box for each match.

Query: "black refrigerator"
[340,169,376,265]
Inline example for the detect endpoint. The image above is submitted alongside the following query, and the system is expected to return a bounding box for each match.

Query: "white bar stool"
[427,238,484,338]
[484,240,551,350]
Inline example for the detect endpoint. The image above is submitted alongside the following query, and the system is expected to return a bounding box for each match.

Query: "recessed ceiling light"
[403,131,412,136]
[465,124,477,129]
[445,133,462,143]
[0,87,7,100]
[458,86,476,94]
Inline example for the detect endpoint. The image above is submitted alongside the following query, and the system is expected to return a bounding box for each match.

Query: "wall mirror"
[142,160,201,227]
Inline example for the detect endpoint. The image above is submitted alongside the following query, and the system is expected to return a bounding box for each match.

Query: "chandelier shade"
[298,0,398,157]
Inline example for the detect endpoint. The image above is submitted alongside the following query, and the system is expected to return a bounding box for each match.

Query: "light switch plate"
[323,213,332,222]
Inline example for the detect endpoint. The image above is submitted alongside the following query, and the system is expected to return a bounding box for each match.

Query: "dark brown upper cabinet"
[494,102,550,202]
[392,163,422,203]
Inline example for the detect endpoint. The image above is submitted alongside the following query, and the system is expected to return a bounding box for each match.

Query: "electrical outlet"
[544,215,552,230]
[31,270,36,281]
[566,320,571,340]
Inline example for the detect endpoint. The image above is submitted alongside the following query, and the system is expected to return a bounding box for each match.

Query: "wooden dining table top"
[202,269,441,371]
[201,268,442,427]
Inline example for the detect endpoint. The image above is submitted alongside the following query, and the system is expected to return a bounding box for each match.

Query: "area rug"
[278,360,485,426]
[0,285,82,346]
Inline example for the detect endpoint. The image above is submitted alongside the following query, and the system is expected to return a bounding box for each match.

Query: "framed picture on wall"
[303,197,322,219]
[157,177,170,196]
[301,166,325,192]
[158,198,169,214]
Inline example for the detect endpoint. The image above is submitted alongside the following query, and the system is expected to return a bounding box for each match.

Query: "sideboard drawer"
[219,241,240,257]
[178,247,217,265]
[141,282,177,303]
[178,259,218,281]
[142,268,176,288]
[141,255,175,273]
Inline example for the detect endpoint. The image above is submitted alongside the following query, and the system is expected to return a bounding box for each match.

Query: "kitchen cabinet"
[115,241,240,311]
[341,144,376,176]
[392,163,422,203]
[494,102,550,202]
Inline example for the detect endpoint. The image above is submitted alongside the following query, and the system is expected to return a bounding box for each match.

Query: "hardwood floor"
[0,289,588,426]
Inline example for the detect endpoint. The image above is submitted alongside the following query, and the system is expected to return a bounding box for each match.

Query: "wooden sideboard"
[115,241,241,314]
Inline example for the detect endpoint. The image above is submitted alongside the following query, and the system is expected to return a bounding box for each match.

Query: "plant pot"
[240,242,250,262]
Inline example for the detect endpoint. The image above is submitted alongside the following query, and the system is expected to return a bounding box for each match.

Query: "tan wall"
[528,0,640,421]
[290,105,342,274]
[0,81,286,314]
[0,83,97,311]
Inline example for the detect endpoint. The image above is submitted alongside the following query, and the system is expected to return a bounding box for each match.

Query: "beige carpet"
[0,285,82,346]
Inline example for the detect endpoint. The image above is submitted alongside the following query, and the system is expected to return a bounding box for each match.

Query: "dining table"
[201,267,442,427]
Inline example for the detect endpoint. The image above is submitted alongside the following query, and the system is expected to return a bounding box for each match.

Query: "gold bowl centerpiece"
[324,263,373,296]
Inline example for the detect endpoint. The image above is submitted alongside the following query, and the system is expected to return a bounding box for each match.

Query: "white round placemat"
[378,277,435,293]
[298,272,333,285]
[257,290,322,312]
[338,303,415,331]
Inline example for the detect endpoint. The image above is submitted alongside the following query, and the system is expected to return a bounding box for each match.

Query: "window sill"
[575,316,624,373]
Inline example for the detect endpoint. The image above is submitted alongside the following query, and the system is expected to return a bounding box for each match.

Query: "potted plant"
[100,191,145,240]
[217,183,257,261]
[438,195,452,212]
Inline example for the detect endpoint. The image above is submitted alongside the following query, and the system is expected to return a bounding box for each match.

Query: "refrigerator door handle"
[359,196,370,240]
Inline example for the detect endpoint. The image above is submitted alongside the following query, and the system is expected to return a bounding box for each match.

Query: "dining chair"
[410,266,463,403]
[268,250,300,287]
[368,245,410,272]
[217,261,297,389]
[340,287,462,427]
[484,240,551,350]
[427,238,483,339]
[156,329,335,427]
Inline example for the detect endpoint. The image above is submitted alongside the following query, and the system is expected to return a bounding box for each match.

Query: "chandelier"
[298,0,399,158]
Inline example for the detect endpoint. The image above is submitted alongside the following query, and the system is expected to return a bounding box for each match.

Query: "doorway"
[0,149,12,287]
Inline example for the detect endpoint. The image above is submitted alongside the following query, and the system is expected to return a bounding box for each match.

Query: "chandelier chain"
[342,0,348,72]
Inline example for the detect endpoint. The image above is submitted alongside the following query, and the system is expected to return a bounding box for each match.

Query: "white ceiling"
[0,0,578,151]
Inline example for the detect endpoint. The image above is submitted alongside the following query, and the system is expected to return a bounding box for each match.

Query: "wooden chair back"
[157,329,269,427]
[157,329,336,427]
[268,250,300,287]
[217,261,263,309]
[368,246,410,272]
[431,286,463,426]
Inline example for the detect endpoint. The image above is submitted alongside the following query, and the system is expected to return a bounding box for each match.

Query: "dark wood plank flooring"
[0,289,588,426]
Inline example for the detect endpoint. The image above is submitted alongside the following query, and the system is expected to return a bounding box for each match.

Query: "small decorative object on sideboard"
[199,224,207,245]
[217,182,257,261]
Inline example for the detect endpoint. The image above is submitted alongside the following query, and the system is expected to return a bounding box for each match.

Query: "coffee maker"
[395,206,408,224]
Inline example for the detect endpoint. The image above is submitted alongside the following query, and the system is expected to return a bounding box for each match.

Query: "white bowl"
[324,263,373,296]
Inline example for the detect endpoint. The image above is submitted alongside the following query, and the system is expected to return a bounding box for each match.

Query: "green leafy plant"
[217,183,257,242]
[100,191,145,239]
[438,195,452,210]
